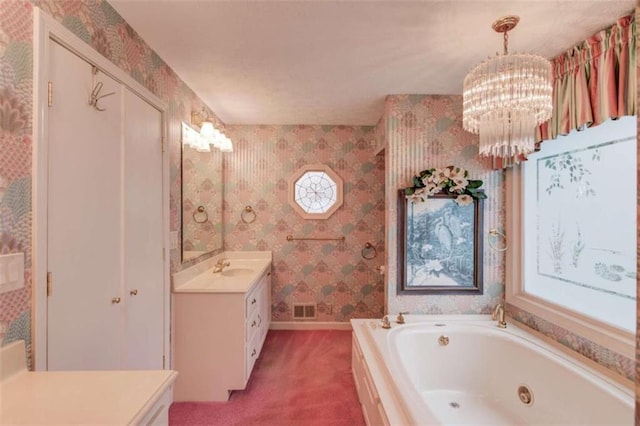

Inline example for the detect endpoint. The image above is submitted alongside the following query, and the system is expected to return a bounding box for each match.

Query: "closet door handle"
[130,289,138,296]
[111,297,121,304]
[251,298,257,305]
[251,349,257,357]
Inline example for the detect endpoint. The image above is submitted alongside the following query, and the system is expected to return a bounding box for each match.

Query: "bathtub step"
[422,390,524,425]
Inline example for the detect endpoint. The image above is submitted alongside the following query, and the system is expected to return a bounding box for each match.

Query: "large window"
[507,117,636,355]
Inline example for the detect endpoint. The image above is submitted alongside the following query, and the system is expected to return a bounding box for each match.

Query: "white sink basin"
[173,252,272,294]
[220,268,254,277]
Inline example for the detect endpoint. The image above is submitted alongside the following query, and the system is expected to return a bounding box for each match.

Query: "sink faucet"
[212,258,231,273]
[492,303,507,329]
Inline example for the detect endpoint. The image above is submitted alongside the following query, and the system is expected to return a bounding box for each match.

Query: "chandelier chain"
[503,31,509,55]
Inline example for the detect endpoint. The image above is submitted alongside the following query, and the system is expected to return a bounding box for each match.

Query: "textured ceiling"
[109,0,634,125]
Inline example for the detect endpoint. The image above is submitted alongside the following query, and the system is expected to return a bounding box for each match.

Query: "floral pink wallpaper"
[381,95,505,315]
[0,0,221,360]
[224,125,385,322]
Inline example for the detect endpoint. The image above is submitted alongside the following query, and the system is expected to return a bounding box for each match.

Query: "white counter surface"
[173,252,272,294]
[1,369,177,425]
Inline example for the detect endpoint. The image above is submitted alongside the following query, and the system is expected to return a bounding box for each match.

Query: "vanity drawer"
[245,333,261,381]
[246,309,260,342]
[245,285,260,317]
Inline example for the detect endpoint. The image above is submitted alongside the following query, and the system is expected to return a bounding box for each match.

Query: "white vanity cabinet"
[173,259,271,402]
[0,341,177,425]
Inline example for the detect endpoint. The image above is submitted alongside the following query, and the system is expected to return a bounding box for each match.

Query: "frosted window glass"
[522,117,637,332]
[294,171,338,213]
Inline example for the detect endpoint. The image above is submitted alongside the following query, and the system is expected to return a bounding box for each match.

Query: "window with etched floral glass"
[521,117,636,332]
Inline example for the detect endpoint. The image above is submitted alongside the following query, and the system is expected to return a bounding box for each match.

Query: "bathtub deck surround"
[172,251,272,401]
[351,316,633,425]
[0,341,177,424]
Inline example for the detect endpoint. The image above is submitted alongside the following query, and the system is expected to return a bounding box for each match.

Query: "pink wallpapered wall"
[0,0,222,357]
[224,125,385,321]
[381,95,506,315]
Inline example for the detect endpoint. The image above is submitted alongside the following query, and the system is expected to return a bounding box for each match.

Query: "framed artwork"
[398,191,484,294]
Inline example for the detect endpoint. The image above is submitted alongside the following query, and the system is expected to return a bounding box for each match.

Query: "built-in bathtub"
[350,316,633,425]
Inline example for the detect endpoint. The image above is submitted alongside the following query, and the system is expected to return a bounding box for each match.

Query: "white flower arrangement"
[404,166,486,206]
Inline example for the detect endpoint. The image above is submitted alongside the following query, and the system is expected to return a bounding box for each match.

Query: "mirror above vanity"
[181,121,223,262]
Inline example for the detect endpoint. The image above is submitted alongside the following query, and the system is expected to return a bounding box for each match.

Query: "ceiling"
[109,0,634,126]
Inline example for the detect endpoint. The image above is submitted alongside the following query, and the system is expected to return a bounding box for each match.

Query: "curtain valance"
[494,14,635,169]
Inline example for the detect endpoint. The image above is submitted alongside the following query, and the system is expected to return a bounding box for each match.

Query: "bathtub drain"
[449,402,460,409]
[518,385,533,405]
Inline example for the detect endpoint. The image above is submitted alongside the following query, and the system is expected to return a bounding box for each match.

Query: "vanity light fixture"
[463,16,552,159]
[185,107,234,153]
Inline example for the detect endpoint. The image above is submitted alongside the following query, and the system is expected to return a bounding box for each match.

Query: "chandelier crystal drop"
[463,16,553,158]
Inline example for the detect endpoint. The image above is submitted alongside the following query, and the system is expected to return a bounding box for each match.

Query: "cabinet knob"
[111,297,121,304]
[130,289,138,296]
[251,298,257,305]
[251,320,257,327]
[267,272,271,276]
[251,349,257,357]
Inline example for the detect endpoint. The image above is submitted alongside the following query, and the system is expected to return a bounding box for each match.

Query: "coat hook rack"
[89,66,115,111]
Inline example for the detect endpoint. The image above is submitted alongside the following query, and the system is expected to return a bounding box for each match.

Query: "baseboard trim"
[269,321,352,331]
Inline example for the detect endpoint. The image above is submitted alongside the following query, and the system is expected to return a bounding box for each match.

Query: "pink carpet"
[169,330,365,426]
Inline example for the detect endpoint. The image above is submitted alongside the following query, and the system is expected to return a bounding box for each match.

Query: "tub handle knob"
[396,312,409,324]
[381,315,391,329]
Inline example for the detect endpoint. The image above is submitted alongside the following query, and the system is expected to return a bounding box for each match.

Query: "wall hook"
[89,66,115,111]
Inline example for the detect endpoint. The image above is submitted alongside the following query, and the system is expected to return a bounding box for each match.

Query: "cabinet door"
[123,89,164,370]
[47,41,123,370]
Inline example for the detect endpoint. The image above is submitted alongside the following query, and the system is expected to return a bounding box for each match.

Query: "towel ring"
[488,229,507,252]
[193,206,208,224]
[241,205,256,224]
[361,242,377,260]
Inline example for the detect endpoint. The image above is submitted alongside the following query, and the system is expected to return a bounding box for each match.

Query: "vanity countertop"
[173,252,272,294]
[0,369,177,425]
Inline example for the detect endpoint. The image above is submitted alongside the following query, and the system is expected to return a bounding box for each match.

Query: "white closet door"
[122,89,164,369]
[47,41,123,370]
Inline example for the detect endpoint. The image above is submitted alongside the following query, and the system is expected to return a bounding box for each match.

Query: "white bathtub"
[350,316,633,425]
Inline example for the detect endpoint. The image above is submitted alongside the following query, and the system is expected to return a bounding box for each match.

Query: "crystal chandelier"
[463,16,552,158]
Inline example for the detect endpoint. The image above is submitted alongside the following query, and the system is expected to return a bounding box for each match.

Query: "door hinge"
[162,355,165,369]
[47,81,53,107]
[161,136,165,153]
[46,272,52,296]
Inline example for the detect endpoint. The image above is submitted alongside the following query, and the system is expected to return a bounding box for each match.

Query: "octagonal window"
[288,165,343,219]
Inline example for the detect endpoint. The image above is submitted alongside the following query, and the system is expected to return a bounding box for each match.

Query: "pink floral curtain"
[494,14,635,169]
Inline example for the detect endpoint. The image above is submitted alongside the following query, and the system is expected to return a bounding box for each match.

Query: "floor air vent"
[293,303,316,319]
